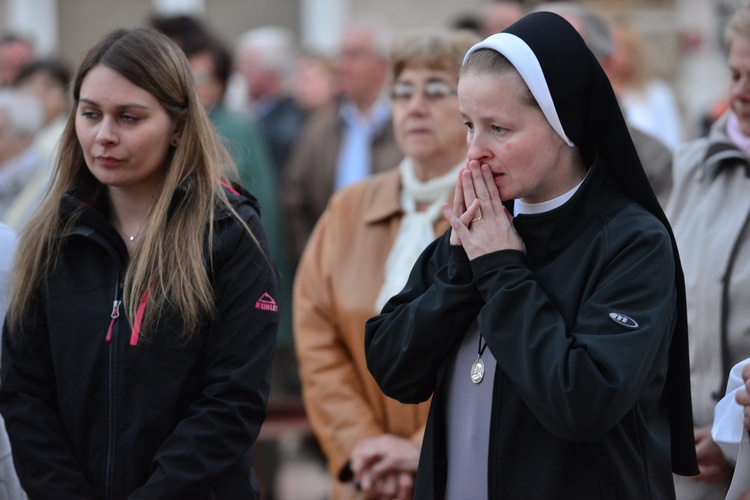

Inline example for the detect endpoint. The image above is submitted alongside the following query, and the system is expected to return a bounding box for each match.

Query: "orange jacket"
[293,168,449,494]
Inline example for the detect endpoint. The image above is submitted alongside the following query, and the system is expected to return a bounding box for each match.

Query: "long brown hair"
[8,28,262,339]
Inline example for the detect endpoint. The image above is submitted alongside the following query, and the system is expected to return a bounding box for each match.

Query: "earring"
[170,137,179,147]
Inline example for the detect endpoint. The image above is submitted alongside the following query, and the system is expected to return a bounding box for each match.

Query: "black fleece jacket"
[366,161,691,499]
[0,185,278,499]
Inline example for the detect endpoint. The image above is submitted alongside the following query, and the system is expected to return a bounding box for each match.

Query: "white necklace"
[113,219,145,244]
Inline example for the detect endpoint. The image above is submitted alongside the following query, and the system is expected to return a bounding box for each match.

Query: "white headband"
[463,33,575,147]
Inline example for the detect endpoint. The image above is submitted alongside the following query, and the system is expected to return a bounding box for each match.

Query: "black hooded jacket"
[0,185,278,499]
[366,161,687,499]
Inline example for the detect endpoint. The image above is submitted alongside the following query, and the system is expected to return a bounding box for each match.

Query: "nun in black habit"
[365,12,698,499]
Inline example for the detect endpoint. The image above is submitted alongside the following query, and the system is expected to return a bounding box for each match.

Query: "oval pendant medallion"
[471,357,485,384]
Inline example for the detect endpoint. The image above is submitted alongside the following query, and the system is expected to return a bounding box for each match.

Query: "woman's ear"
[171,113,187,143]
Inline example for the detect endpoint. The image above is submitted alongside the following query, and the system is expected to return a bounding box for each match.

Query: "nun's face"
[729,36,750,136]
[459,70,569,203]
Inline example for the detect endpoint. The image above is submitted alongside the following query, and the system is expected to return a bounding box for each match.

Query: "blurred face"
[338,30,389,104]
[189,52,224,111]
[0,40,32,86]
[76,65,180,195]
[237,49,264,100]
[729,36,750,136]
[295,56,337,112]
[391,66,466,178]
[458,70,568,203]
[483,2,525,36]
[17,71,69,124]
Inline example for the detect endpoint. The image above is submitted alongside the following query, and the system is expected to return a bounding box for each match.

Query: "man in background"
[0,35,33,88]
[283,16,403,267]
[234,27,308,179]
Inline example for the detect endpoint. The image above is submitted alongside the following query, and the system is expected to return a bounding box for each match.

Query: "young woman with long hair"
[0,28,278,499]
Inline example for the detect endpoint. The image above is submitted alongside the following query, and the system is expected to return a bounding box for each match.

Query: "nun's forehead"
[463,32,574,147]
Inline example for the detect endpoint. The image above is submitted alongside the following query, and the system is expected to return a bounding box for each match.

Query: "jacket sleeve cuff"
[448,244,474,283]
[470,249,529,300]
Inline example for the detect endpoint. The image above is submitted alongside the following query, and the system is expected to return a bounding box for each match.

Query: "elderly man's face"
[338,30,389,103]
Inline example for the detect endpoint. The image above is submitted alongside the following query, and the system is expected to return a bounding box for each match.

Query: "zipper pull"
[105,300,121,343]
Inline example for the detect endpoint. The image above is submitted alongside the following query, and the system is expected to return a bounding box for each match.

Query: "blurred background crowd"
[0,0,745,498]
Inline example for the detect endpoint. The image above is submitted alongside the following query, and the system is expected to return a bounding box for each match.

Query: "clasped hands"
[350,434,420,500]
[442,160,524,260]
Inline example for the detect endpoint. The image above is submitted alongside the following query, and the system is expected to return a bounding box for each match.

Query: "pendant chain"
[477,333,488,358]
[471,332,488,384]
[113,218,145,244]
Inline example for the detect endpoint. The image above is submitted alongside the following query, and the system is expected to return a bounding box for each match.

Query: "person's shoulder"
[603,197,670,249]
[211,106,252,129]
[628,125,670,157]
[300,100,340,130]
[671,131,718,181]
[219,182,260,221]
[210,183,271,258]
[275,95,307,119]
[327,168,400,213]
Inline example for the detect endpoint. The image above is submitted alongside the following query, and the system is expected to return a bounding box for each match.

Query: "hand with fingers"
[736,363,750,431]
[350,434,420,500]
[443,160,524,260]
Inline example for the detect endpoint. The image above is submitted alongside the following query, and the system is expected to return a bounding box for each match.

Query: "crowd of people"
[2,0,750,498]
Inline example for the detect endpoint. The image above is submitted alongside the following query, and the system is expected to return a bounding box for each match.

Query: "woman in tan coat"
[293,29,478,499]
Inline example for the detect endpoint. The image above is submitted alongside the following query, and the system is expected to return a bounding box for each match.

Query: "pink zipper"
[130,289,150,346]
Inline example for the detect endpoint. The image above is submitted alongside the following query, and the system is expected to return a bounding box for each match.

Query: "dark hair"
[148,14,210,54]
[451,14,483,36]
[72,28,188,118]
[0,33,33,46]
[149,14,231,88]
[190,38,233,88]
[15,58,71,88]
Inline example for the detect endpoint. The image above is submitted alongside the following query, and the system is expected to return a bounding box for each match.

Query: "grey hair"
[0,89,44,138]
[533,2,614,62]
[725,0,750,51]
[236,26,298,78]
[345,14,394,59]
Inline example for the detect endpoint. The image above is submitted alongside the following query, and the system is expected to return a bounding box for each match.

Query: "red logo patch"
[255,292,278,312]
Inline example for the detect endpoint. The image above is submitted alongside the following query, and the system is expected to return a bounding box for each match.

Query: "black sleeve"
[365,232,484,403]
[0,305,99,499]
[128,207,278,499]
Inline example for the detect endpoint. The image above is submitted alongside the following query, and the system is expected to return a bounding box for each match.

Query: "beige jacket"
[666,113,750,499]
[293,168,449,496]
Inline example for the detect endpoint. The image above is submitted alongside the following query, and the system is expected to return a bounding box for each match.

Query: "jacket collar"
[701,113,750,180]
[362,169,405,225]
[512,156,617,264]
[360,168,458,226]
[58,180,255,263]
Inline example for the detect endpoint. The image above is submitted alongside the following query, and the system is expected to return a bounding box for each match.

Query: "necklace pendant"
[471,356,485,384]
[129,235,135,242]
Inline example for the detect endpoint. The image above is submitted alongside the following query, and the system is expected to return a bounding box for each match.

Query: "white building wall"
[3,0,58,57]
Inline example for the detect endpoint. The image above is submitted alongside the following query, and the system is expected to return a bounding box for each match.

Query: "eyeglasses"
[390,80,457,103]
